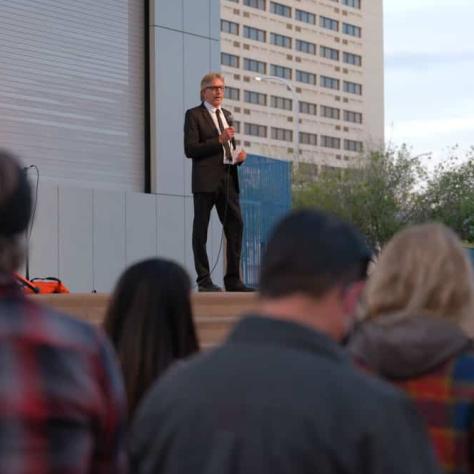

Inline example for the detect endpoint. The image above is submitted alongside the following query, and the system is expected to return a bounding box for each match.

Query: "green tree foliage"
[418,147,474,242]
[293,146,433,248]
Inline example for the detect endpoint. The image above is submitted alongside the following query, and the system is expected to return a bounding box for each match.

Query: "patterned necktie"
[215,109,233,162]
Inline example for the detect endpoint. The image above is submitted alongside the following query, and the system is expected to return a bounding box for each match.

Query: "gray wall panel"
[29,183,59,279]
[126,193,158,265]
[210,39,221,74]
[152,28,185,195]
[58,187,93,292]
[92,190,126,292]
[183,34,213,195]
[209,0,221,41]
[152,0,183,30]
[0,0,145,191]
[156,194,185,265]
[183,0,210,38]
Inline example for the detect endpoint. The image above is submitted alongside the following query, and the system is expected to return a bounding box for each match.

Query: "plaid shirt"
[393,351,474,474]
[0,278,127,473]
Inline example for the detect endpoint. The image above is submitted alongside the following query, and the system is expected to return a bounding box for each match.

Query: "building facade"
[220,0,384,170]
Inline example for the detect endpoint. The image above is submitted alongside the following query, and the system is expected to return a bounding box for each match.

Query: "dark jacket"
[184,103,239,193]
[130,315,440,474]
[348,314,474,474]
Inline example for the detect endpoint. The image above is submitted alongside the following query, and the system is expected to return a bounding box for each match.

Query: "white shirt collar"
[204,101,221,114]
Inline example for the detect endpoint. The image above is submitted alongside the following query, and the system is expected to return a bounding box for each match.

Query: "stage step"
[30,292,259,348]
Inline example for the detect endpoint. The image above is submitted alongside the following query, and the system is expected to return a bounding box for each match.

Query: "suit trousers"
[192,170,243,286]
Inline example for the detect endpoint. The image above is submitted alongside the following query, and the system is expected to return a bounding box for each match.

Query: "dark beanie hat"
[0,151,32,237]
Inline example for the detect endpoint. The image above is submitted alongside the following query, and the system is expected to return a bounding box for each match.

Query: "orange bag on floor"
[17,275,70,294]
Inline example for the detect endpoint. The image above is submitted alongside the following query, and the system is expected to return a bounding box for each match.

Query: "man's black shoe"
[198,282,223,292]
[225,282,256,292]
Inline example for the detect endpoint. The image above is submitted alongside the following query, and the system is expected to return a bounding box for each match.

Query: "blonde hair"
[200,72,224,101]
[362,223,474,328]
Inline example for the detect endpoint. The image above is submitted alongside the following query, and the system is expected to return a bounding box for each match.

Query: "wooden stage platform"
[31,292,259,349]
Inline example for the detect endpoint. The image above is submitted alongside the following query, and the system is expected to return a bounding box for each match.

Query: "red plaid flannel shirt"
[0,278,127,473]
[393,352,474,474]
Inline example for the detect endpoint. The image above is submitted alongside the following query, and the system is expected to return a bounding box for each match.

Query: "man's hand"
[235,150,247,164]
[219,127,235,144]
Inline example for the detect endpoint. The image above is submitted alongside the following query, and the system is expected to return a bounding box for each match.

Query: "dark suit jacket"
[184,103,239,193]
[130,316,441,474]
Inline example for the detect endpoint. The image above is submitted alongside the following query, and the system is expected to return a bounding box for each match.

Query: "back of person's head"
[260,209,371,299]
[362,223,474,327]
[0,150,32,274]
[104,258,199,417]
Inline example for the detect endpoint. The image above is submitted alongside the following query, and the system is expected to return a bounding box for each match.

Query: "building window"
[226,0,239,2]
[342,0,361,9]
[244,58,267,74]
[320,105,340,120]
[299,132,317,145]
[299,101,317,115]
[320,46,339,61]
[270,64,292,79]
[225,86,240,101]
[343,110,363,123]
[296,39,316,55]
[320,16,339,32]
[342,23,362,38]
[271,95,292,110]
[243,25,266,42]
[221,52,240,68]
[321,135,341,149]
[296,70,317,85]
[320,75,340,90]
[221,20,239,35]
[270,32,292,49]
[271,127,293,142]
[243,0,266,10]
[295,9,316,25]
[344,139,363,152]
[233,120,241,133]
[343,52,362,66]
[343,80,362,95]
[270,1,291,17]
[244,122,267,137]
[244,90,267,106]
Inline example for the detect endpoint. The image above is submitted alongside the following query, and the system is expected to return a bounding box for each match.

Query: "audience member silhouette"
[104,258,199,418]
[349,223,474,474]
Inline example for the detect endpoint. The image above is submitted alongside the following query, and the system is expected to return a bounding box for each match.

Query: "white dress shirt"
[204,101,235,164]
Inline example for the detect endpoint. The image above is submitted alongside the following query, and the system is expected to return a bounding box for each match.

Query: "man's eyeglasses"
[206,86,225,92]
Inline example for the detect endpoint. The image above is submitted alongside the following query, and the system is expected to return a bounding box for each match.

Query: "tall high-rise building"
[220,0,384,169]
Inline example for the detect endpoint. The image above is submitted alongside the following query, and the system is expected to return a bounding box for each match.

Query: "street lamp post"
[255,75,300,163]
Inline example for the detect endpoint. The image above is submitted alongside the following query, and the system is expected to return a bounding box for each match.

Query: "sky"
[384,0,474,162]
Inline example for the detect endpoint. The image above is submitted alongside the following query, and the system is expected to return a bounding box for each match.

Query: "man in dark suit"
[130,210,441,474]
[184,72,253,292]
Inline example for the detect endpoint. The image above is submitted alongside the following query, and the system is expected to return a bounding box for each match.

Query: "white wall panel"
[151,0,183,30]
[93,190,126,292]
[58,188,93,292]
[126,192,158,265]
[152,28,185,195]
[29,183,59,279]
[183,0,210,38]
[156,194,185,265]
